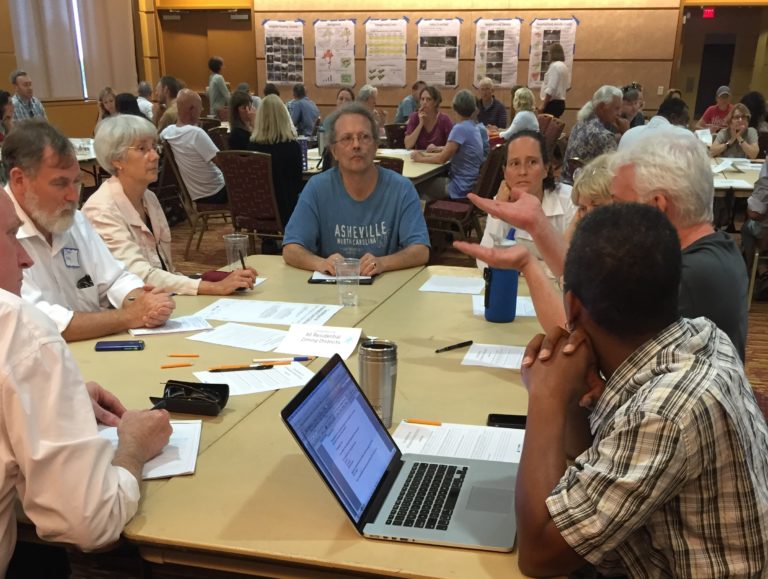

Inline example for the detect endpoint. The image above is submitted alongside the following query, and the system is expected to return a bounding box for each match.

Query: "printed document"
[194,362,315,395]
[193,298,342,326]
[187,322,286,351]
[462,342,525,370]
[472,294,536,317]
[419,275,485,294]
[276,324,362,359]
[129,315,212,336]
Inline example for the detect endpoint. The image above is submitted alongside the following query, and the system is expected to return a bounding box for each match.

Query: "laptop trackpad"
[466,486,513,514]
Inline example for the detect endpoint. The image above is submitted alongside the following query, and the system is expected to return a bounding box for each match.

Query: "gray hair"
[9,69,27,85]
[513,87,535,112]
[138,81,152,97]
[610,130,713,228]
[577,85,622,123]
[452,89,476,118]
[478,77,494,89]
[357,84,378,103]
[94,114,158,175]
[326,103,378,148]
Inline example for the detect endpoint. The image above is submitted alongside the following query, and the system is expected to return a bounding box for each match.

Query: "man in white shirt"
[136,80,154,121]
[2,119,176,342]
[161,89,228,204]
[619,97,691,151]
[0,189,172,576]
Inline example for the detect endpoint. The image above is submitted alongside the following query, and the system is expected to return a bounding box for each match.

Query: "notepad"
[461,343,526,370]
[129,315,212,336]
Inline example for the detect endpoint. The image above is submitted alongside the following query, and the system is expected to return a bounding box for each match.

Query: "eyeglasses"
[127,143,161,156]
[732,114,749,121]
[333,133,374,147]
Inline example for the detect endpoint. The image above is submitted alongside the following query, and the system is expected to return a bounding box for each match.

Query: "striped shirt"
[11,94,46,121]
[547,317,768,578]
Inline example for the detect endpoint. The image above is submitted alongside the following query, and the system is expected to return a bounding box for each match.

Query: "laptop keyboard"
[385,462,468,531]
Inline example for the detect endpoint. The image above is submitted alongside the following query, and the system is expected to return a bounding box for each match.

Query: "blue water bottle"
[484,229,519,323]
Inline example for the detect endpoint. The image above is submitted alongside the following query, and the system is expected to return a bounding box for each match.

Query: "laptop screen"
[284,359,398,524]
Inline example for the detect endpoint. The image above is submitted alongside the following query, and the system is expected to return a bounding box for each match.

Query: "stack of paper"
[130,315,212,336]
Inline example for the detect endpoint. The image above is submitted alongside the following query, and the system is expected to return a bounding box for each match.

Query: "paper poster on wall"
[314,20,355,87]
[474,19,521,88]
[528,17,577,89]
[264,20,305,85]
[365,18,407,87]
[417,18,461,87]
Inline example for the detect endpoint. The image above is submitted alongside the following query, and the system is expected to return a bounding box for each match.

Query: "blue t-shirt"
[283,167,430,258]
[447,120,485,199]
[287,98,320,136]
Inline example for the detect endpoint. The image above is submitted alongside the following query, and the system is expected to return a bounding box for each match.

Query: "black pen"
[435,340,473,354]
[209,364,273,373]
[238,250,246,271]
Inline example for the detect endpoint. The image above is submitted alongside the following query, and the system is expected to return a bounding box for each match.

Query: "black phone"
[94,340,145,352]
[487,413,527,429]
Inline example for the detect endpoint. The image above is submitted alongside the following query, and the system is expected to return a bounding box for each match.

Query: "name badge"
[62,248,80,268]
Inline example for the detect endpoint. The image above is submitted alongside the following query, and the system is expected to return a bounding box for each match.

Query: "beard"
[25,186,76,235]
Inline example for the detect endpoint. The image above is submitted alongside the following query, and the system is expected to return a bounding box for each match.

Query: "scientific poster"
[474,19,521,88]
[365,18,407,87]
[417,18,461,87]
[264,20,305,85]
[528,17,578,89]
[314,20,355,87]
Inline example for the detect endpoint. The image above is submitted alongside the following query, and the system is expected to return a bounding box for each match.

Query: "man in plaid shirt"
[515,203,768,578]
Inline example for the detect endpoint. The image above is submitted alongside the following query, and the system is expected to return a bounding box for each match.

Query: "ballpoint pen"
[209,364,273,373]
[251,356,316,363]
[239,250,246,271]
[434,340,473,354]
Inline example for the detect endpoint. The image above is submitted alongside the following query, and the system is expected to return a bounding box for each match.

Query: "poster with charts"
[417,18,460,87]
[264,20,305,85]
[474,19,521,88]
[365,18,407,87]
[314,20,355,87]
[528,17,577,89]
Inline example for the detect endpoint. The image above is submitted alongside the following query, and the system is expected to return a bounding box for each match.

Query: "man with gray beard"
[2,120,175,342]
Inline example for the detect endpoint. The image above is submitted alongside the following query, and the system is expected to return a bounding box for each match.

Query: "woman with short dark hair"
[404,85,453,150]
[207,56,230,120]
[228,91,255,150]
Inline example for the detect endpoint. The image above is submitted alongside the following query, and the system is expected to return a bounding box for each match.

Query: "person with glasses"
[709,103,759,159]
[2,119,176,342]
[9,69,46,122]
[84,115,256,296]
[283,103,430,276]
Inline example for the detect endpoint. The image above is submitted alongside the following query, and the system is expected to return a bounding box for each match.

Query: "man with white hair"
[357,84,387,128]
[561,85,624,185]
[476,77,507,129]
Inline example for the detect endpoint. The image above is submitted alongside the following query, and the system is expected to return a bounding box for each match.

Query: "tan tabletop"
[713,157,762,198]
[305,148,448,185]
[124,266,539,578]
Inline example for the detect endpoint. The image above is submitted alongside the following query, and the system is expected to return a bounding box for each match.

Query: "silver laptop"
[281,354,518,552]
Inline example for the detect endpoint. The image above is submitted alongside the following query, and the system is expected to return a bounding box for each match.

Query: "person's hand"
[614,116,630,134]
[85,381,127,427]
[359,253,384,276]
[522,327,605,409]
[747,209,765,221]
[468,188,545,234]
[411,151,424,162]
[453,240,532,271]
[117,409,172,464]
[320,253,344,275]
[417,108,427,125]
[123,286,175,328]
[212,267,258,295]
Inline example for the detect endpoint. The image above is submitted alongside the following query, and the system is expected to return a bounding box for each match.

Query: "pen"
[251,356,316,363]
[127,292,177,302]
[160,362,194,369]
[209,364,273,373]
[208,361,289,371]
[435,340,473,354]
[238,250,246,271]
[168,353,199,358]
[406,418,442,426]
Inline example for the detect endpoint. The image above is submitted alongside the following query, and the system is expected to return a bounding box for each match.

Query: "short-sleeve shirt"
[713,126,758,158]
[395,95,418,124]
[282,167,430,258]
[476,97,508,128]
[160,124,225,202]
[540,61,569,101]
[546,317,768,577]
[405,112,453,150]
[446,120,485,199]
[700,104,733,132]
[561,114,618,184]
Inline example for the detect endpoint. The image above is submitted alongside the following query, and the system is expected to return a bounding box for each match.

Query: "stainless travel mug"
[358,339,398,428]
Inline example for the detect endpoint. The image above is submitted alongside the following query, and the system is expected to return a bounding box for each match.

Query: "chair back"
[161,139,198,221]
[384,123,407,148]
[215,150,284,236]
[473,144,507,200]
[538,113,565,162]
[758,131,768,159]
[375,156,405,174]
[208,126,229,151]
[199,117,221,132]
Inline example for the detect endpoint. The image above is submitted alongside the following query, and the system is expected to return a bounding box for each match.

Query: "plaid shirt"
[11,94,47,121]
[547,318,768,578]
[561,114,617,184]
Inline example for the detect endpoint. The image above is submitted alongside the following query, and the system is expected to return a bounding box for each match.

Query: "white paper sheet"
[129,315,213,336]
[193,299,342,326]
[710,159,733,174]
[311,271,372,282]
[471,294,536,317]
[187,322,287,351]
[419,276,485,294]
[275,324,362,359]
[194,362,315,395]
[99,420,201,480]
[461,343,525,370]
[696,129,713,145]
[392,421,525,463]
[713,178,753,190]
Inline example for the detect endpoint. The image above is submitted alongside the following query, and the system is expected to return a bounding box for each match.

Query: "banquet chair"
[384,124,407,149]
[375,156,405,174]
[162,140,231,259]
[215,150,284,251]
[208,126,229,151]
[198,117,221,132]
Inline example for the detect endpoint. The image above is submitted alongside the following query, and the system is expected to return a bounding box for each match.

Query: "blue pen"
[251,356,316,363]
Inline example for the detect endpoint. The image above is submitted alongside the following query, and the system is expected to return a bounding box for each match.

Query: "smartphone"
[94,340,145,352]
[487,413,527,429]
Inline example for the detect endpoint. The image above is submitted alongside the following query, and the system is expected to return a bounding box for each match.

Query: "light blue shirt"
[287,97,320,136]
[395,95,418,124]
[447,120,485,199]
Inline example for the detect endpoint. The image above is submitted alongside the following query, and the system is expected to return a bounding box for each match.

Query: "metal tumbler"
[358,339,398,428]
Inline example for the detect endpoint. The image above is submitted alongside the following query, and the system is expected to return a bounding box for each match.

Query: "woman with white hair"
[560,85,623,185]
[500,87,540,140]
[83,115,256,295]
[411,89,486,200]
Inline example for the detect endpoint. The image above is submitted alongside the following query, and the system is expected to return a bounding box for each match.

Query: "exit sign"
[703,7,715,18]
